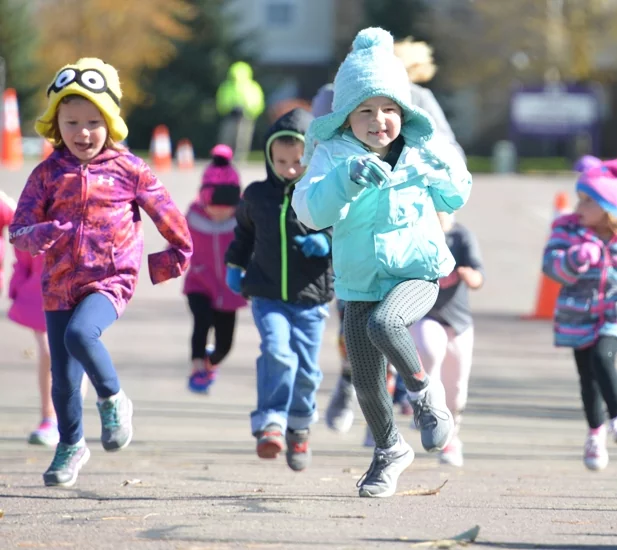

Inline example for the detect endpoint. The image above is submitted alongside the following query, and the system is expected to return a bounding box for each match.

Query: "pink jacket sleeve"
[135,163,193,284]
[8,169,72,256]
[0,191,16,228]
[8,248,32,300]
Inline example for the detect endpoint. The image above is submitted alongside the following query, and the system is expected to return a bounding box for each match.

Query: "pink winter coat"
[9,147,193,316]
[0,191,16,296]
[183,202,246,312]
[8,249,46,332]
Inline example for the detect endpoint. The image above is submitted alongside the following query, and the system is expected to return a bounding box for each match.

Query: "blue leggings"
[45,293,119,445]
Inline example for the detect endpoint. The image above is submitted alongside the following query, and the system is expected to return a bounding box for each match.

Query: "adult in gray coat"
[394,37,465,161]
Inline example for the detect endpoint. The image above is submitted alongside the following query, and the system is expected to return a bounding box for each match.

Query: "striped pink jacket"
[9,147,193,316]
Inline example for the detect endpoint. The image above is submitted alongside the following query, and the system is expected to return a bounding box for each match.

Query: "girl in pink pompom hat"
[183,145,246,393]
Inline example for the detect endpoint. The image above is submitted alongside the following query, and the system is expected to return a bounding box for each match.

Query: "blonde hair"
[49,94,123,151]
[393,37,437,84]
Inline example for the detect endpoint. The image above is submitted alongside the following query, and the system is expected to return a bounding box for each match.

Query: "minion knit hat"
[35,57,128,144]
[302,27,433,164]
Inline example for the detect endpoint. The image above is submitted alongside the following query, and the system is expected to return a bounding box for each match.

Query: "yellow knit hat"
[35,57,128,143]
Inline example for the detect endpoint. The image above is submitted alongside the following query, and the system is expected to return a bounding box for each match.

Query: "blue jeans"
[45,293,119,445]
[250,297,327,434]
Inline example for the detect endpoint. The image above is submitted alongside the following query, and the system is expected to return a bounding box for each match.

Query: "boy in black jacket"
[225,109,333,472]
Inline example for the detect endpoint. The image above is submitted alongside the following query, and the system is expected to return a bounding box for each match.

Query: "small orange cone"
[41,138,54,160]
[176,138,194,170]
[149,124,172,171]
[523,192,572,320]
[1,88,23,169]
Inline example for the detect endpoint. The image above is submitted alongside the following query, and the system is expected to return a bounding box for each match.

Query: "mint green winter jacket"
[291,131,472,301]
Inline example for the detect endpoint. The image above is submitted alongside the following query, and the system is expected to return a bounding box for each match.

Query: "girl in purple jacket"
[9,58,192,488]
[543,161,617,471]
[184,145,246,393]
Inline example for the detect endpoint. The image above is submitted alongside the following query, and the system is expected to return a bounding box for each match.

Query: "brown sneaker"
[256,424,284,459]
[285,428,311,472]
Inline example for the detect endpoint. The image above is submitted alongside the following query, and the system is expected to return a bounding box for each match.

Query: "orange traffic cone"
[1,88,23,169]
[176,138,194,169]
[41,138,54,160]
[523,191,572,320]
[149,125,172,171]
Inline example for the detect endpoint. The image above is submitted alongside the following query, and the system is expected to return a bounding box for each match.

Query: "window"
[265,1,295,26]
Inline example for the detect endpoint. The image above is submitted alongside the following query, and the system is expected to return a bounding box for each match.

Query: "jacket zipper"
[213,232,223,309]
[280,192,290,301]
[71,166,88,302]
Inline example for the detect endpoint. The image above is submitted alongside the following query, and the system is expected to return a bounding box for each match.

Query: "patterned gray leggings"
[343,280,439,449]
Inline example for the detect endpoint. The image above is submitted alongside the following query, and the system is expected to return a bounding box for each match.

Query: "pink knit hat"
[576,163,617,216]
[199,144,241,206]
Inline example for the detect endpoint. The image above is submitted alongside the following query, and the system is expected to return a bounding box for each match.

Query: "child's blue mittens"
[293,234,330,257]
[225,264,244,294]
[348,156,390,188]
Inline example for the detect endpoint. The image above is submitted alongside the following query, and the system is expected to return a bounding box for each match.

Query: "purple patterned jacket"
[9,147,193,316]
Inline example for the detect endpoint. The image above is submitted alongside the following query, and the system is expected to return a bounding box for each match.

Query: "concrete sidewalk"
[1,165,616,549]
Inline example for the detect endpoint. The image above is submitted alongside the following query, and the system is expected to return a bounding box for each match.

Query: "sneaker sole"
[439,452,464,467]
[102,399,134,453]
[28,433,59,447]
[358,448,415,498]
[286,450,311,472]
[257,439,284,459]
[423,416,455,453]
[584,456,609,471]
[43,447,91,488]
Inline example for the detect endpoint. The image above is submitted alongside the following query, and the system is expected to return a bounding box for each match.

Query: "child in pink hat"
[543,162,617,471]
[184,144,247,393]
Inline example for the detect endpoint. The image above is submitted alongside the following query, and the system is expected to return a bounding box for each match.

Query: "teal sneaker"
[43,443,90,487]
[96,390,133,452]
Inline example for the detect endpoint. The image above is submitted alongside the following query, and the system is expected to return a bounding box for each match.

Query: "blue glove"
[294,234,330,257]
[349,156,390,188]
[225,265,244,294]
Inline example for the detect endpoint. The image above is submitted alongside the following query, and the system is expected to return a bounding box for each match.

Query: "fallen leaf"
[408,525,480,549]
[0,509,3,518]
[121,479,142,487]
[397,480,448,497]
[253,488,265,493]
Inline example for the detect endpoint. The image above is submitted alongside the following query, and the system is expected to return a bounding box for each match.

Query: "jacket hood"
[264,108,314,185]
[228,61,253,82]
[48,146,123,168]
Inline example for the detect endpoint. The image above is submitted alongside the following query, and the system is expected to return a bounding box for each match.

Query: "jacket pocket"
[387,179,428,227]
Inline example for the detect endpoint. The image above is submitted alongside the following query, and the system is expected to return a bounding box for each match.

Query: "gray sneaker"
[409,378,454,452]
[43,443,90,487]
[326,375,356,433]
[97,389,133,452]
[357,435,414,498]
[285,429,311,471]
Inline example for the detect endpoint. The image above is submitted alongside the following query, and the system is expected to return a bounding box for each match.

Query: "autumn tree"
[34,0,197,113]
[126,0,249,155]
[0,0,39,124]
[363,0,433,43]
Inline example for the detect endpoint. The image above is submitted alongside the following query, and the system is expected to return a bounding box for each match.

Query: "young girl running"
[293,28,472,497]
[410,212,484,467]
[9,57,192,487]
[543,162,617,471]
[184,144,246,393]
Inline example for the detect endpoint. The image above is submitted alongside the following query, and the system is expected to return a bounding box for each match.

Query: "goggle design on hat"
[47,68,120,106]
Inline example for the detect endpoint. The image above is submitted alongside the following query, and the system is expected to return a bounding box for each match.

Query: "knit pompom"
[352,27,393,52]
